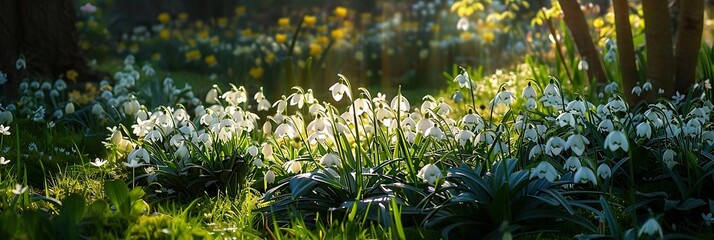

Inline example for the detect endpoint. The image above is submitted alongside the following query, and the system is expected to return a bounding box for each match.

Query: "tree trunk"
[0,0,102,98]
[673,0,704,94]
[642,0,674,101]
[558,0,609,86]
[612,0,640,105]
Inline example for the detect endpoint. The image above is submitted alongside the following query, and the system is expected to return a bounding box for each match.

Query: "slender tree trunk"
[558,0,609,86]
[0,0,102,98]
[612,0,640,105]
[673,0,704,94]
[642,0,674,101]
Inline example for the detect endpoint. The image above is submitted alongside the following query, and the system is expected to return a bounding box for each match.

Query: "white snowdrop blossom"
[604,131,629,152]
[12,184,28,195]
[636,122,652,139]
[284,160,302,174]
[90,158,108,167]
[319,153,341,168]
[530,161,559,182]
[638,218,663,238]
[563,156,581,172]
[0,156,10,165]
[565,134,590,156]
[418,164,443,185]
[597,164,611,179]
[329,82,351,101]
[545,136,566,156]
[573,167,597,185]
[265,170,276,184]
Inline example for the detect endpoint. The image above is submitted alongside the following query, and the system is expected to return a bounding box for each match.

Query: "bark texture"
[612,0,640,105]
[558,0,609,86]
[0,0,101,97]
[673,0,704,94]
[642,0,674,101]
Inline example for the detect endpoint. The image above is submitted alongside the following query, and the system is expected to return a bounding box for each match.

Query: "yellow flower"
[482,32,494,43]
[249,67,264,79]
[593,18,605,28]
[217,17,228,28]
[317,25,328,34]
[178,12,189,21]
[265,53,275,64]
[317,36,329,45]
[278,17,290,27]
[117,42,126,52]
[158,12,171,24]
[129,43,139,53]
[331,29,344,39]
[275,33,287,44]
[66,69,79,83]
[309,44,322,56]
[152,53,161,61]
[235,6,246,15]
[185,50,201,61]
[198,30,210,40]
[210,36,220,46]
[303,15,316,26]
[159,29,171,40]
[334,6,347,17]
[242,29,252,37]
[205,55,217,66]
[188,39,197,47]
[460,32,473,40]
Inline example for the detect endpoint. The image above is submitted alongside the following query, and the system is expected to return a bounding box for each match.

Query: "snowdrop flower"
[0,156,9,165]
[597,164,611,179]
[329,82,351,101]
[631,86,642,96]
[456,17,469,31]
[391,95,410,112]
[704,79,711,90]
[252,158,264,167]
[475,131,496,145]
[604,131,629,152]
[545,136,566,156]
[530,161,559,182]
[606,99,627,113]
[563,156,581,172]
[642,81,653,91]
[598,119,614,133]
[702,213,713,223]
[491,88,516,107]
[90,158,108,167]
[283,160,302,174]
[12,184,28,195]
[638,217,663,238]
[672,91,685,105]
[425,124,444,140]
[16,57,26,70]
[525,98,537,110]
[556,112,576,127]
[521,82,537,99]
[0,125,9,136]
[573,167,597,185]
[529,145,545,160]
[636,122,652,139]
[246,145,259,157]
[662,149,677,170]
[418,164,443,185]
[577,58,589,71]
[128,148,151,164]
[206,88,219,104]
[319,153,341,168]
[265,170,276,184]
[64,102,75,114]
[123,97,140,116]
[124,159,144,168]
[565,134,590,156]
[452,91,465,103]
[453,71,473,89]
[455,129,475,146]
